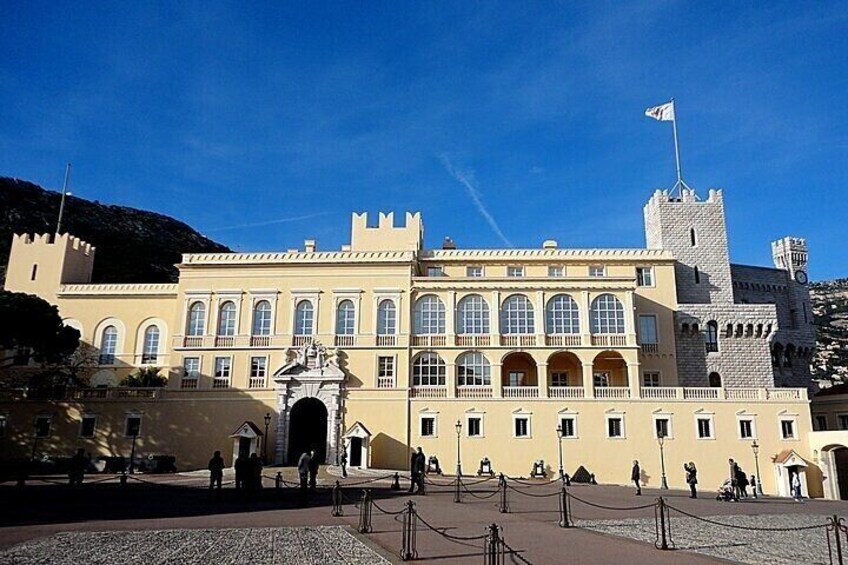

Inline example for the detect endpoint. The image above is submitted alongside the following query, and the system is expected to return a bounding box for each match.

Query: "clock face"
[794,270,808,285]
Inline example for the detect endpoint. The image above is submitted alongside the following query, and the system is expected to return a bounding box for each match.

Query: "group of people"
[719,458,758,501]
[296,449,321,494]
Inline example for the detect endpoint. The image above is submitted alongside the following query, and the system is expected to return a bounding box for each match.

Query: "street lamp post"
[454,419,462,503]
[263,412,272,464]
[752,440,764,496]
[658,430,669,490]
[556,424,565,481]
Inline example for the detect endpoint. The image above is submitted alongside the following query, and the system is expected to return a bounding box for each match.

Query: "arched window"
[708,372,722,387]
[336,300,356,335]
[772,343,783,367]
[141,325,159,364]
[187,302,206,336]
[377,300,396,335]
[457,294,490,335]
[412,352,446,386]
[590,294,625,334]
[100,325,118,364]
[414,295,445,335]
[295,300,314,336]
[546,294,580,334]
[501,294,535,334]
[252,301,272,336]
[705,321,719,353]
[456,352,491,386]
[217,301,237,336]
[784,344,795,367]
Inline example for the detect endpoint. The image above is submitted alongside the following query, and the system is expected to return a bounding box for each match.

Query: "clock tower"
[772,236,808,284]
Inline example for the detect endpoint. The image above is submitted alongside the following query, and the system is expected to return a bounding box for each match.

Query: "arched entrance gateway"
[272,342,346,465]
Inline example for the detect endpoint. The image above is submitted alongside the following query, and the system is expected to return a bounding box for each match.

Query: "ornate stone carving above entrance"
[272,342,346,465]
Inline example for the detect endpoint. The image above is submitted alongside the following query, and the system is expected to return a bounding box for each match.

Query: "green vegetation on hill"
[811,278,848,382]
[0,177,230,284]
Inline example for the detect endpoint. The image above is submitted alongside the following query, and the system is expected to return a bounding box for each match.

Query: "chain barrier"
[566,490,657,511]
[454,476,462,503]
[483,523,533,565]
[654,497,674,550]
[401,500,418,561]
[666,502,829,532]
[499,474,509,513]
[331,481,343,517]
[461,479,500,500]
[505,475,560,487]
[505,484,561,498]
[827,515,847,565]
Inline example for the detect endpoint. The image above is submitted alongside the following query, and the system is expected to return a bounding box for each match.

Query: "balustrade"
[548,386,585,399]
[456,386,493,399]
[502,386,540,399]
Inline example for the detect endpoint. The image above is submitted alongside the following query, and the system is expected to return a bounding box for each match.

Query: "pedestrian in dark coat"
[410,447,426,494]
[249,453,263,490]
[737,466,749,498]
[68,448,86,486]
[340,449,348,478]
[297,451,312,504]
[308,450,319,490]
[234,454,248,490]
[631,460,642,495]
[684,462,698,498]
[208,451,225,491]
[729,458,740,500]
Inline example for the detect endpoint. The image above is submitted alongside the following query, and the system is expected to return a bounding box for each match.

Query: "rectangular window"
[79,415,97,438]
[514,417,530,438]
[182,357,200,389]
[213,357,231,388]
[815,415,828,431]
[739,419,754,439]
[781,419,796,440]
[638,315,658,344]
[31,264,38,281]
[643,372,660,387]
[593,372,610,388]
[467,266,483,278]
[548,266,564,277]
[840,415,848,431]
[560,417,576,438]
[636,267,654,287]
[551,371,569,387]
[607,417,623,438]
[508,371,524,387]
[589,265,605,277]
[377,356,395,388]
[35,416,52,438]
[125,415,142,438]
[655,418,670,439]
[507,266,524,277]
[697,418,713,439]
[249,356,267,388]
[467,417,482,437]
[426,266,444,277]
[421,417,435,437]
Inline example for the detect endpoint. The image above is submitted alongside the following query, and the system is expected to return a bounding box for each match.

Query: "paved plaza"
[2,467,848,564]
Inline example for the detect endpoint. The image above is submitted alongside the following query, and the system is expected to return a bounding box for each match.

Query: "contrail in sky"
[439,154,513,247]
[206,211,334,232]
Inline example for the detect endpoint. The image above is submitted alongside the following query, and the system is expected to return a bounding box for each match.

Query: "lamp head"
[556,424,563,439]
[455,419,462,435]
[264,412,272,426]
[752,440,759,455]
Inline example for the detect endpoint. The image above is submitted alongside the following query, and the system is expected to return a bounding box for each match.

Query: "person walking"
[208,450,225,492]
[737,466,749,498]
[410,447,426,494]
[340,449,348,478]
[234,453,248,491]
[631,460,641,496]
[684,462,698,498]
[297,450,312,504]
[750,474,758,499]
[728,458,740,501]
[249,453,263,490]
[308,449,319,491]
[68,448,86,486]
[792,472,804,502]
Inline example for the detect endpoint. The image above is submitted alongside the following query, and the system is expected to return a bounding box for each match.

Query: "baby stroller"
[716,479,736,502]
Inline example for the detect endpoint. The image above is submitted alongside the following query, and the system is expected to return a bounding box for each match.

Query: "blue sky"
[2,2,846,279]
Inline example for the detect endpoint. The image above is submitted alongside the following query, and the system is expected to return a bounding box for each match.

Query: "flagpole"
[670,98,683,191]
[55,162,72,235]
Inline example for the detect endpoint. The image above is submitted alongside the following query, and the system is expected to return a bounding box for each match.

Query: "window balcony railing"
[140,354,158,364]
[180,378,199,390]
[767,388,802,401]
[502,386,539,399]
[212,378,230,389]
[214,336,234,348]
[500,335,536,347]
[591,334,627,347]
[594,386,631,399]
[334,335,355,347]
[412,335,447,347]
[292,335,313,347]
[183,336,203,348]
[455,335,491,347]
[545,335,581,347]
[705,342,719,353]
[682,387,720,400]
[248,377,267,389]
[250,335,271,347]
[377,376,395,388]
[410,386,447,399]
[548,386,585,399]
[640,386,677,400]
[640,343,658,354]
[376,335,397,347]
[456,386,493,399]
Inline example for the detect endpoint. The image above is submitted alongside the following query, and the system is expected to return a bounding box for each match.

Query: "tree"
[120,366,167,388]
[0,290,80,367]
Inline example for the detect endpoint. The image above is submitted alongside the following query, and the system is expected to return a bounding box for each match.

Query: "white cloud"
[205,211,334,232]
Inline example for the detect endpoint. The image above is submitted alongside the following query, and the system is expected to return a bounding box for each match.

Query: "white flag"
[645,102,675,121]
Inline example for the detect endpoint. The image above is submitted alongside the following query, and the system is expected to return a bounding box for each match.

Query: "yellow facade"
[0,210,822,497]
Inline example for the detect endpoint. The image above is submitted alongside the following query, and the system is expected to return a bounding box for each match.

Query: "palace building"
[0,187,839,498]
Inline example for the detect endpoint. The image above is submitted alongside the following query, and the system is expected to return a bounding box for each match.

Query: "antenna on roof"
[55,163,72,235]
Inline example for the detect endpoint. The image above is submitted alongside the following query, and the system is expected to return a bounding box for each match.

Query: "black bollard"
[558,484,571,528]
[484,523,501,565]
[391,472,401,491]
[400,500,418,561]
[499,474,509,513]
[275,472,283,490]
[358,489,373,533]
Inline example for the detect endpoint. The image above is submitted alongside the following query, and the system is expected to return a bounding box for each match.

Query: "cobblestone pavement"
[578,513,835,565]
[0,526,390,565]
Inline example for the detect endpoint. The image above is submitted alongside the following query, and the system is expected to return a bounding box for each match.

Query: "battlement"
[350,211,423,252]
[13,233,95,256]
[772,236,808,272]
[5,233,95,296]
[645,188,724,208]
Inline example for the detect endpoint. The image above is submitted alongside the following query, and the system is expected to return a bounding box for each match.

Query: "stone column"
[535,290,546,344]
[582,363,595,399]
[447,291,456,345]
[580,291,592,346]
[537,362,548,398]
[492,363,503,398]
[491,291,501,345]
[274,386,290,465]
[446,361,457,398]
[628,362,641,399]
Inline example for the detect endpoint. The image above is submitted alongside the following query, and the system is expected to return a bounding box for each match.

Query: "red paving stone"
[2,471,847,564]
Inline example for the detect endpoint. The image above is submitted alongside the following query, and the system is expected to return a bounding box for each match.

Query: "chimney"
[442,236,456,250]
[304,239,316,253]
[543,239,558,249]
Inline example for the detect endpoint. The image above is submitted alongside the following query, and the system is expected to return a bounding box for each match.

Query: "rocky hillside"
[811,278,848,382]
[0,177,230,284]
